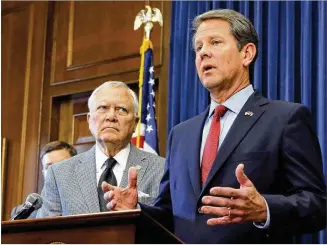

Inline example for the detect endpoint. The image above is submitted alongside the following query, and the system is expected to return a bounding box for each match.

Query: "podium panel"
[1,210,182,244]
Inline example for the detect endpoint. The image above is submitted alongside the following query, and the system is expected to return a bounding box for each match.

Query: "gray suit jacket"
[37,144,165,217]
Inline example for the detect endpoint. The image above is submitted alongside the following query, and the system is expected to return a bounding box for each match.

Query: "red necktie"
[201,105,227,185]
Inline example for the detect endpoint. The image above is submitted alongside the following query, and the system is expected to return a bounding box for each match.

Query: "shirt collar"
[208,84,255,118]
[95,143,130,172]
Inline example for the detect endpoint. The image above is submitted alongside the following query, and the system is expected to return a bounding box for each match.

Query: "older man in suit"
[37,81,165,217]
[101,9,326,243]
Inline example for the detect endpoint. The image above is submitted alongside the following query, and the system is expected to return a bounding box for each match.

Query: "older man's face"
[87,86,138,147]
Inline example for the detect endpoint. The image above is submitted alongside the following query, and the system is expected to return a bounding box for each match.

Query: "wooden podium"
[1,210,183,244]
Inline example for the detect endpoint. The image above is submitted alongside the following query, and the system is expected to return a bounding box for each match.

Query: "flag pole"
[136,39,146,148]
[134,5,163,148]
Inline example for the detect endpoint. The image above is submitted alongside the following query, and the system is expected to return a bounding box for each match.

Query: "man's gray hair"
[192,9,259,75]
[88,81,139,115]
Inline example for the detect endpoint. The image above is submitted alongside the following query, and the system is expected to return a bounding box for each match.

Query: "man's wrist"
[253,197,270,229]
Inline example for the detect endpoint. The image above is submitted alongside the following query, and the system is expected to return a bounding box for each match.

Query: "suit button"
[266,234,269,238]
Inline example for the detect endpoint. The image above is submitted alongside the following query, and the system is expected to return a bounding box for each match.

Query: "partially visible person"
[37,81,165,218]
[101,9,326,243]
[10,141,77,219]
[40,141,78,178]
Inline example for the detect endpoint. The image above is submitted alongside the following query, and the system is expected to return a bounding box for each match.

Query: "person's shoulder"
[132,145,165,163]
[266,98,310,115]
[145,151,165,163]
[172,109,208,131]
[267,98,300,107]
[51,146,95,171]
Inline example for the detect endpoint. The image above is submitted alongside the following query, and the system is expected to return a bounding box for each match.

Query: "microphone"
[11,193,43,220]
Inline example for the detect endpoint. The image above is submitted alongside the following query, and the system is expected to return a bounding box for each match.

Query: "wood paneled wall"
[1,1,48,220]
[1,1,171,220]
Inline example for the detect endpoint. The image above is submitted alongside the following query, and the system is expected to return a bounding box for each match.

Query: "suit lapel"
[120,144,148,188]
[202,93,268,192]
[187,108,210,198]
[75,146,100,213]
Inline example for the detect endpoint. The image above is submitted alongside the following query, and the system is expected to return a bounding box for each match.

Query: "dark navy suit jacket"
[141,92,326,243]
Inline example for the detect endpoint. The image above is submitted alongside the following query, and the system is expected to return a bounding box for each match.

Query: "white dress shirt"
[95,143,130,186]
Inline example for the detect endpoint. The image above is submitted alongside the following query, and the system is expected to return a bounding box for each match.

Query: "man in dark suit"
[10,141,77,219]
[101,9,326,243]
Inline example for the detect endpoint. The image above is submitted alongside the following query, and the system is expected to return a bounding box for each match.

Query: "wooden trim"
[51,67,141,86]
[2,210,141,231]
[66,53,141,71]
[37,2,56,193]
[2,137,8,220]
[17,4,35,204]
[50,2,59,84]
[71,112,88,144]
[34,2,49,195]
[75,136,95,145]
[66,0,74,67]
[48,69,142,98]
[73,112,88,117]
[1,3,30,16]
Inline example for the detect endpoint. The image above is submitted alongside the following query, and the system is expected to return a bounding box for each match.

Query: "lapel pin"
[244,111,254,116]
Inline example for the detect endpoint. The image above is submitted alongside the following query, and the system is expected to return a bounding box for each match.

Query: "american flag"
[131,39,158,155]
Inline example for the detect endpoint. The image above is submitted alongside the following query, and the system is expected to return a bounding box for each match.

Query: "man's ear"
[242,43,256,67]
[135,117,140,126]
[134,116,140,130]
[87,112,90,123]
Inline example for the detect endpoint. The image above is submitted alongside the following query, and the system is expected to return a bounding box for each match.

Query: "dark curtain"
[168,1,326,243]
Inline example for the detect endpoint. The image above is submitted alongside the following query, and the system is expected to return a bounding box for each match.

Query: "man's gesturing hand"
[102,167,138,211]
[200,163,267,225]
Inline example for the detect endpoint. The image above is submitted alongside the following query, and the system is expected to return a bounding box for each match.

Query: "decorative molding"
[50,67,141,87]
[49,1,164,85]
[66,53,140,71]
[72,113,92,144]
[1,3,30,16]
[66,0,74,67]
[2,137,8,220]
[18,4,35,204]
[50,2,59,84]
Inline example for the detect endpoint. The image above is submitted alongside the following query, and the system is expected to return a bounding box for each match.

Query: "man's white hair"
[88,81,139,115]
